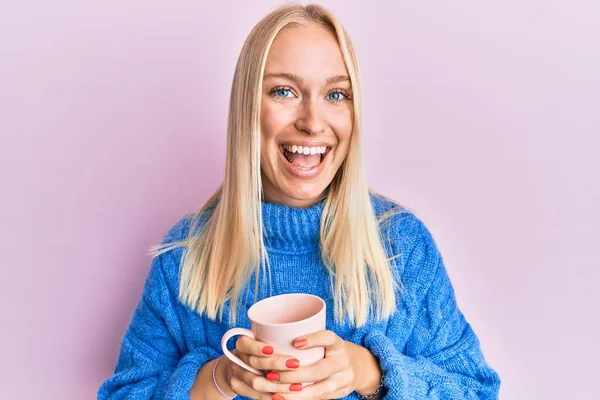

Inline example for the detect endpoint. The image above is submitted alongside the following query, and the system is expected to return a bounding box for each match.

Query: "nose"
[294,97,326,135]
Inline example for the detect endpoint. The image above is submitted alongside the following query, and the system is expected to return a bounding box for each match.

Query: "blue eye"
[272,88,294,98]
[327,91,347,102]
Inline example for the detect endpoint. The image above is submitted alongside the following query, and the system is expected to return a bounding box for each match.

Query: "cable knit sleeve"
[362,215,501,399]
[98,217,220,400]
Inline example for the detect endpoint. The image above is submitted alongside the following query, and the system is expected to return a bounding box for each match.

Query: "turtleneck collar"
[261,198,325,254]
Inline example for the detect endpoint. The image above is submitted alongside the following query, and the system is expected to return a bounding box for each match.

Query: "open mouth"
[279,144,332,170]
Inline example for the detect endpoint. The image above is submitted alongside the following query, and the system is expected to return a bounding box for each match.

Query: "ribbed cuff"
[164,347,221,400]
[362,330,429,399]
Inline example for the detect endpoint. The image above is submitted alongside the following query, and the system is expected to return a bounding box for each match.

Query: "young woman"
[98,3,500,399]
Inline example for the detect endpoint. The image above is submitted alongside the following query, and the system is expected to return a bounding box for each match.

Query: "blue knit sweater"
[98,194,500,399]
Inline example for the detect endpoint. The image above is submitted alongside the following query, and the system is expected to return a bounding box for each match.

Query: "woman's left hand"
[266,330,381,400]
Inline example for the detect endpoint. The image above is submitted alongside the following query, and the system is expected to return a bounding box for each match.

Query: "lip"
[278,144,332,179]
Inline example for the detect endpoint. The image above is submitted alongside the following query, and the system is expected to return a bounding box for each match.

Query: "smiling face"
[260,23,354,208]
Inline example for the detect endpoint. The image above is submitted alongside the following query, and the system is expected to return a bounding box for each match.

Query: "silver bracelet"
[357,373,385,400]
[212,356,237,399]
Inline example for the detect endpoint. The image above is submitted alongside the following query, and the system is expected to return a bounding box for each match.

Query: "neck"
[261,181,330,208]
[260,197,326,253]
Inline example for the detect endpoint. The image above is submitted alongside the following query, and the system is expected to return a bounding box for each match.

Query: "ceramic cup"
[221,293,326,375]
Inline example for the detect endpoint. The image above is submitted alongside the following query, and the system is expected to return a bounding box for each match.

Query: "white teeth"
[283,144,328,155]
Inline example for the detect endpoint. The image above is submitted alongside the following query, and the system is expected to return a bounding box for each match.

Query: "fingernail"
[290,383,303,391]
[285,358,300,368]
[266,371,279,381]
[262,346,274,355]
[272,395,285,400]
[293,338,307,348]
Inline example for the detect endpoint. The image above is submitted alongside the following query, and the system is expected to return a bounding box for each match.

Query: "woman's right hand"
[221,336,304,400]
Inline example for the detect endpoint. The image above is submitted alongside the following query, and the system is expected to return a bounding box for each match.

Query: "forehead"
[264,24,349,82]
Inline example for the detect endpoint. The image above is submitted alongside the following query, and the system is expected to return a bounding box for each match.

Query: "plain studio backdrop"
[0,1,598,399]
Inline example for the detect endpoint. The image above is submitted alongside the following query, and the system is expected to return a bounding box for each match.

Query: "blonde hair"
[151,2,399,327]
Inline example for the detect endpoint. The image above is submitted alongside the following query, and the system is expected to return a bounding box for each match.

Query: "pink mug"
[221,293,326,376]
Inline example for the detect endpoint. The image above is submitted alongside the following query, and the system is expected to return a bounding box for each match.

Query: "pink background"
[1,1,598,398]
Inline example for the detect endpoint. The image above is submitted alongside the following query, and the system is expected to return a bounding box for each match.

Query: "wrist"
[352,344,382,396]
[215,356,237,398]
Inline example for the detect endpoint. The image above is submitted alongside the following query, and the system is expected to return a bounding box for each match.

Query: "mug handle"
[221,328,262,375]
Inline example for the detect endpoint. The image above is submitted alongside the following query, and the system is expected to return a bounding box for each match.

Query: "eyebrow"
[263,72,350,85]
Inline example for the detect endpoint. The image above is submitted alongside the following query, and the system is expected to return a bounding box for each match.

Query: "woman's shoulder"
[369,191,429,245]
[150,208,215,288]
[161,203,216,244]
[369,191,443,291]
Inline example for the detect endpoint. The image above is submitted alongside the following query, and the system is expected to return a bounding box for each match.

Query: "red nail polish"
[293,338,307,348]
[262,346,274,355]
[290,383,303,391]
[266,371,280,381]
[272,395,285,400]
[286,359,300,368]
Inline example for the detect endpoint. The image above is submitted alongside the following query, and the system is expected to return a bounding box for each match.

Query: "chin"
[282,182,328,204]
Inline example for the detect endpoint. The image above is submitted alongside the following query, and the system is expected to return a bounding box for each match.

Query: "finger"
[230,362,302,395]
[293,330,344,351]
[237,351,302,372]
[229,371,272,400]
[276,356,347,384]
[304,377,340,400]
[236,336,301,371]
[276,377,340,400]
[321,370,355,398]
[325,386,353,400]
[236,335,276,357]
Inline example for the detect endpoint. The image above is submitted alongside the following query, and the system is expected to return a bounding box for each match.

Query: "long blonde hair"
[151,2,399,327]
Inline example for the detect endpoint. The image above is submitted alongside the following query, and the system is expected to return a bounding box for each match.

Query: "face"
[260,24,354,208]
